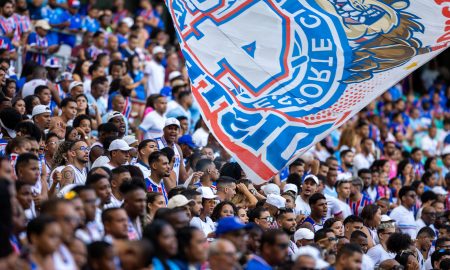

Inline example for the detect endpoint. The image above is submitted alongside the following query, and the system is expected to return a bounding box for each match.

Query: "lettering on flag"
[167,0,450,183]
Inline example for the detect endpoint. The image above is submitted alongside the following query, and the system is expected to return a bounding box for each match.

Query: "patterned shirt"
[145,178,168,204]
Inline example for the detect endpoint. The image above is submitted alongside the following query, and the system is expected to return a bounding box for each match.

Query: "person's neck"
[138,156,149,167]
[350,192,361,201]
[338,194,347,202]
[326,182,334,189]
[180,101,189,110]
[262,252,276,266]
[72,160,85,171]
[32,250,53,267]
[112,189,122,201]
[109,159,121,168]
[127,210,139,220]
[164,137,174,147]
[150,173,162,184]
[199,211,207,221]
[401,203,411,210]
[311,213,323,224]
[301,193,310,201]
[200,176,212,186]
[61,114,71,122]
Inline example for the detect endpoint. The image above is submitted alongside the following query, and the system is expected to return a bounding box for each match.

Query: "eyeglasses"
[76,146,90,152]
[258,216,274,223]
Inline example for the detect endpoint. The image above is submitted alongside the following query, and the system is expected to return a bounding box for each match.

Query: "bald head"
[209,239,236,256]
[379,259,400,270]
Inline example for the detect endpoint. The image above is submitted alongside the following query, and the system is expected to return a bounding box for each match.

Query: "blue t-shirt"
[245,256,272,270]
[82,16,100,33]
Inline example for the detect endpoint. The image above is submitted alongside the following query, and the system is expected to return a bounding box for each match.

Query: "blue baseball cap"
[178,135,196,149]
[215,217,251,236]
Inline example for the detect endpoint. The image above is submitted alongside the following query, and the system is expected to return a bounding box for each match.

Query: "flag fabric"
[166,0,450,183]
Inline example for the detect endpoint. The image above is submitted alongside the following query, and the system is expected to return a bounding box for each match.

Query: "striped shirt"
[347,195,373,216]
[145,178,168,204]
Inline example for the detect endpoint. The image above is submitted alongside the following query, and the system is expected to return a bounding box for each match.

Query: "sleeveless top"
[155,137,181,184]
[67,164,87,185]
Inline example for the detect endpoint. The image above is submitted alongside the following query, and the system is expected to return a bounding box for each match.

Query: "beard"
[282,226,295,236]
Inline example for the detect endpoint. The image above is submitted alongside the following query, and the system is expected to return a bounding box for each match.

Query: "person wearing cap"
[245,229,290,270]
[348,177,373,216]
[261,183,280,196]
[191,186,217,237]
[138,94,167,140]
[59,140,89,188]
[295,174,319,217]
[167,194,194,221]
[122,135,139,164]
[105,111,126,138]
[264,194,286,218]
[155,117,188,187]
[144,45,166,96]
[294,228,315,248]
[104,139,131,170]
[146,151,171,204]
[57,72,73,100]
[367,220,396,266]
[44,57,62,84]
[69,81,84,98]
[26,19,59,65]
[32,104,52,131]
[178,134,196,160]
[216,217,250,256]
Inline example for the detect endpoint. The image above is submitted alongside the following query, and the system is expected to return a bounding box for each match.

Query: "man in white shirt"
[353,138,375,174]
[336,179,353,219]
[190,187,217,237]
[295,175,319,216]
[22,65,48,98]
[145,46,166,96]
[138,95,167,140]
[104,139,132,170]
[416,206,437,234]
[390,186,418,239]
[421,125,441,157]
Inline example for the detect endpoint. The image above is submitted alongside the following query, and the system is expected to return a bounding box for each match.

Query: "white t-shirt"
[135,162,151,179]
[192,127,209,148]
[139,110,166,139]
[390,205,417,239]
[104,193,123,209]
[421,135,440,156]
[190,216,215,237]
[335,198,352,219]
[362,254,375,270]
[144,60,165,96]
[367,244,395,266]
[22,79,47,98]
[353,153,374,173]
[53,244,77,270]
[294,196,310,216]
[325,194,343,219]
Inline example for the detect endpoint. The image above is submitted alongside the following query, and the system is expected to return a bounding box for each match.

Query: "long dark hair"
[143,220,175,270]
[211,201,238,222]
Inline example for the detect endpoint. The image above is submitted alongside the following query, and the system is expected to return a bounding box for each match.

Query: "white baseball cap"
[106,111,124,123]
[164,118,180,128]
[167,195,194,209]
[196,187,217,199]
[293,246,330,269]
[35,20,51,30]
[168,71,182,81]
[283,183,298,195]
[432,186,448,196]
[44,57,62,69]
[442,145,450,156]
[122,17,134,28]
[32,105,51,117]
[294,228,314,242]
[261,183,280,196]
[69,81,83,92]
[108,139,132,151]
[265,194,286,209]
[303,174,319,185]
[123,135,138,146]
[152,46,166,55]
[59,72,73,81]
[380,214,394,223]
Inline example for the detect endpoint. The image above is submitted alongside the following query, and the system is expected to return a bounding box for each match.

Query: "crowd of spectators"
[1,0,450,270]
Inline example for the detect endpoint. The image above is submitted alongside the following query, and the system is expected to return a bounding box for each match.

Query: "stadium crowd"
[1,0,450,270]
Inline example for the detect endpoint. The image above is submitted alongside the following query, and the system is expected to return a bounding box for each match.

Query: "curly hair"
[210,201,238,222]
[386,232,412,254]
[52,141,73,167]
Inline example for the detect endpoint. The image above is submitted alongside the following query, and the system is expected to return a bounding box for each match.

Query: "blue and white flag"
[167,0,450,183]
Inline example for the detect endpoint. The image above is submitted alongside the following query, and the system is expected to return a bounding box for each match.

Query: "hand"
[191,171,203,183]
[236,183,249,193]
[52,172,62,185]
[296,214,306,224]
[76,128,87,140]
[33,193,41,208]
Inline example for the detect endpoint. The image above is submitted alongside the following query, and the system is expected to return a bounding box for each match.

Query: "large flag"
[167,0,450,183]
